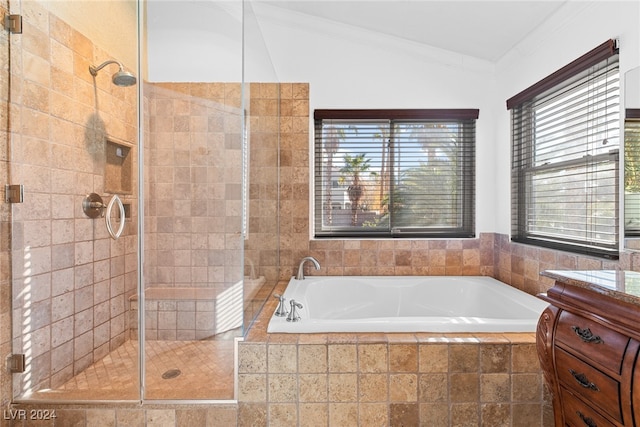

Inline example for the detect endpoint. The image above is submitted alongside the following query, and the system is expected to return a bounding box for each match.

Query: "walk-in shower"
[3,0,279,404]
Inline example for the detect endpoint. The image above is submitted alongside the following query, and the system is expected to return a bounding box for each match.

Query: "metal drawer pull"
[571,326,604,344]
[576,411,597,427]
[569,369,600,391]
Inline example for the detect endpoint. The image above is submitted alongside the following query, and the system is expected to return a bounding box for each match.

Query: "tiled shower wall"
[142,82,283,334]
[5,2,138,396]
[144,83,244,292]
[143,82,284,291]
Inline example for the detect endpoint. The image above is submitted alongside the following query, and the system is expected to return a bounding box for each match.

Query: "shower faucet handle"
[273,294,288,317]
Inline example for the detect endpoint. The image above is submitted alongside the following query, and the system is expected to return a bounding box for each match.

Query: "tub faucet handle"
[273,293,288,317]
[287,299,303,322]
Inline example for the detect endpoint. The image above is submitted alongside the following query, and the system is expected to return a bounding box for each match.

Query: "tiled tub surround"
[236,281,553,427]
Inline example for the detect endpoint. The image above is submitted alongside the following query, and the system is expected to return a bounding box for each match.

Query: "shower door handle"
[105,195,125,240]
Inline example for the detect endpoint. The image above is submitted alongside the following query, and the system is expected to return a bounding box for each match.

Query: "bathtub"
[267,276,549,333]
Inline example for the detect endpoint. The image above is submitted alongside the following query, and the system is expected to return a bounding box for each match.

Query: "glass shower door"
[8,0,140,401]
[5,0,280,404]
[0,0,13,407]
[142,0,245,401]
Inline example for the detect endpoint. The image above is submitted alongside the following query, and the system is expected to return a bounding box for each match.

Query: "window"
[625,109,640,235]
[508,40,620,258]
[314,109,477,238]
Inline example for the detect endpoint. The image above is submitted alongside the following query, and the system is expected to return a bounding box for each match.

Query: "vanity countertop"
[541,269,640,306]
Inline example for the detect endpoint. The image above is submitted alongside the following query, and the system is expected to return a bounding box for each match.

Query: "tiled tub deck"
[236,281,553,427]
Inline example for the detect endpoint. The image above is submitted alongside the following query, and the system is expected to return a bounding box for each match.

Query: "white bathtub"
[267,276,549,333]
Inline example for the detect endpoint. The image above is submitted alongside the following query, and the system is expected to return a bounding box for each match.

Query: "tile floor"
[26,340,235,401]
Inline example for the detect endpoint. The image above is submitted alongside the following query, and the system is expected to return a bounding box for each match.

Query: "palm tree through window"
[314,109,477,238]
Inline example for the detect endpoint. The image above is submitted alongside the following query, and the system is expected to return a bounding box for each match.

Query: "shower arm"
[89,60,123,76]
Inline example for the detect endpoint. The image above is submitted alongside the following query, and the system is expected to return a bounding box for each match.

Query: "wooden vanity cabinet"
[537,273,640,427]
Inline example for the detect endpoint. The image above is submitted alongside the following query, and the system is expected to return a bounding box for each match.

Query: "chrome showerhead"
[89,60,137,87]
[112,70,137,87]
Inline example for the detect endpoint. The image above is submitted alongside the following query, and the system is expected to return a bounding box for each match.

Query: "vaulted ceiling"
[260,1,567,62]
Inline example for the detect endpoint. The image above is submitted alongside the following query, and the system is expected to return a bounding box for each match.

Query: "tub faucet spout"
[296,256,320,280]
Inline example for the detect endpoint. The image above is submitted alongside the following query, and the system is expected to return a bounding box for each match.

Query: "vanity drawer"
[555,348,622,423]
[556,310,628,373]
[561,387,616,427]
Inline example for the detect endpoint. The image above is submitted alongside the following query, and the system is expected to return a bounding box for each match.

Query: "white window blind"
[314,109,477,238]
[509,40,620,258]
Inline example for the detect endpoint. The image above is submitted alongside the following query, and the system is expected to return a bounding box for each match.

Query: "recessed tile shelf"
[105,138,133,194]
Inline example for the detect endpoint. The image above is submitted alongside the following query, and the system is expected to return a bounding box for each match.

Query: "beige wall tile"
[238,374,266,402]
[328,403,357,426]
[268,344,297,373]
[328,373,357,402]
[328,344,357,372]
[268,374,297,402]
[418,373,448,402]
[299,374,327,402]
[358,344,387,373]
[419,403,449,427]
[451,403,480,427]
[480,403,510,427]
[298,403,328,427]
[299,344,327,373]
[115,409,145,426]
[480,344,510,373]
[146,410,176,427]
[480,373,511,403]
[269,403,297,426]
[390,343,418,372]
[359,402,389,427]
[238,403,267,427]
[512,344,539,373]
[205,405,238,426]
[390,373,418,402]
[389,403,419,427]
[512,403,543,426]
[450,373,480,402]
[359,373,388,402]
[419,344,449,373]
[512,373,542,401]
[449,344,479,372]
[238,343,267,373]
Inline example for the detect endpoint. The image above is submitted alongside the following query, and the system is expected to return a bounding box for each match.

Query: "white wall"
[145,0,640,237]
[145,0,278,83]
[146,1,243,82]
[252,3,499,233]
[493,1,640,235]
